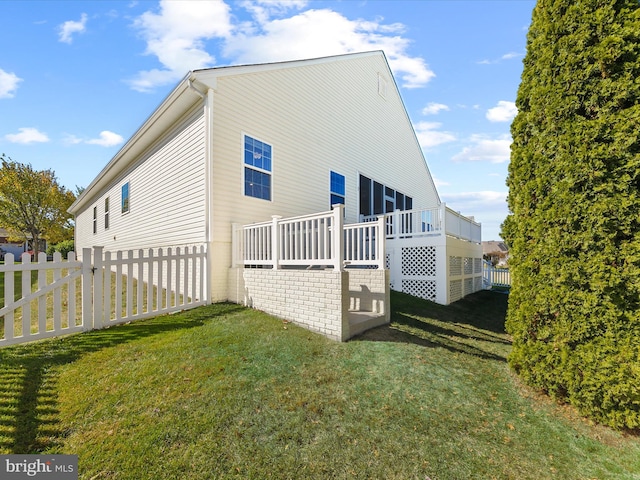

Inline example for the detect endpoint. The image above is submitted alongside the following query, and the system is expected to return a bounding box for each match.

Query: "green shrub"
[503,0,640,429]
[46,239,75,259]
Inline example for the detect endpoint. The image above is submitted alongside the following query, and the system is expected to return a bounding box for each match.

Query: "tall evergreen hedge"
[503,0,640,429]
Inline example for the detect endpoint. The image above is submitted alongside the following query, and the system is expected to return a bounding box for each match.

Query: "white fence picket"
[482,260,511,287]
[0,245,208,347]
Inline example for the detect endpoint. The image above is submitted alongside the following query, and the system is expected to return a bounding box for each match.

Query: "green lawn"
[0,291,637,479]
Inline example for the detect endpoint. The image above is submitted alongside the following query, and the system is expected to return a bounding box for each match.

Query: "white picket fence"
[482,260,511,287]
[0,245,208,347]
[234,204,386,270]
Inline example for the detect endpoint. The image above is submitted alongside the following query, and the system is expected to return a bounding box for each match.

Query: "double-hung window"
[330,171,345,207]
[244,135,272,201]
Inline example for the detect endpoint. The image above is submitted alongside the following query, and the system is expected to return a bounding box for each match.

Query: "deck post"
[332,204,344,271]
[377,215,386,269]
[272,215,282,269]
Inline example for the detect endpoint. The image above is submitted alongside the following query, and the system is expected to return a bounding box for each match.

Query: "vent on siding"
[378,73,388,98]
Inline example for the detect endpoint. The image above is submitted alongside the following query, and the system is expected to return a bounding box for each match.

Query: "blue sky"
[0,0,536,240]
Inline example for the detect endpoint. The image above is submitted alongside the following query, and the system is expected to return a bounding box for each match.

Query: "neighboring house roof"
[69,50,438,215]
[482,241,508,255]
[0,228,29,242]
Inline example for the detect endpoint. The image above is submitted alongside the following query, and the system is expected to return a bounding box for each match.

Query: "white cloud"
[0,69,22,98]
[414,121,456,149]
[129,0,232,92]
[501,51,522,60]
[4,127,50,144]
[130,1,434,92]
[63,131,124,147]
[432,176,450,188]
[240,0,309,25]
[443,190,507,206]
[86,131,125,147]
[441,190,509,240]
[486,100,517,123]
[225,7,434,89]
[452,134,511,163]
[58,13,88,44]
[478,51,523,65]
[422,102,449,115]
[62,134,83,146]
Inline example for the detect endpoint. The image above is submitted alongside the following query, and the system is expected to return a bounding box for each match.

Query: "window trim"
[330,170,346,208]
[121,182,130,214]
[243,134,273,201]
[104,197,110,230]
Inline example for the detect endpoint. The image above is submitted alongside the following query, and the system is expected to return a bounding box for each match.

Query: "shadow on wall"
[349,284,386,313]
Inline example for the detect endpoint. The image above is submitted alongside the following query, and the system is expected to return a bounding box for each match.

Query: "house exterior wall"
[74,106,207,256]
[202,52,438,300]
[72,52,442,304]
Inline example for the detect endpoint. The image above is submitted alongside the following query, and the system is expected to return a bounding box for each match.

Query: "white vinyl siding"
[75,106,206,252]
[207,52,437,236]
[73,52,441,302]
[200,53,438,300]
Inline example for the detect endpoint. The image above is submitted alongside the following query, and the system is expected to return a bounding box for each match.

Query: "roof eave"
[69,72,200,215]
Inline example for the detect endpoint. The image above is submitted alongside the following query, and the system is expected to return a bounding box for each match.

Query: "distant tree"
[0,155,76,253]
[503,0,640,428]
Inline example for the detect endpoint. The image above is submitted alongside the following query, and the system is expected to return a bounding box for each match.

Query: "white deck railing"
[235,204,386,270]
[363,203,481,243]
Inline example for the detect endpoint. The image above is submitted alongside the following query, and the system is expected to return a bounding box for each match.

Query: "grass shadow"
[354,290,510,363]
[0,302,245,453]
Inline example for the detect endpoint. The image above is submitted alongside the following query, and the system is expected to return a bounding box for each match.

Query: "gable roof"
[70,50,434,214]
[482,241,509,255]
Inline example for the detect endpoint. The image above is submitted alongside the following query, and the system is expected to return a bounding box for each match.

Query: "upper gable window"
[244,135,272,201]
[104,197,110,229]
[121,182,130,214]
[330,171,345,207]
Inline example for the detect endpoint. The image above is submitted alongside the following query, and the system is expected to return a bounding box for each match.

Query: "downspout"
[188,77,214,303]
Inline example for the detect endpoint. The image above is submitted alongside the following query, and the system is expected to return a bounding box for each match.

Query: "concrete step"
[348,310,388,337]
